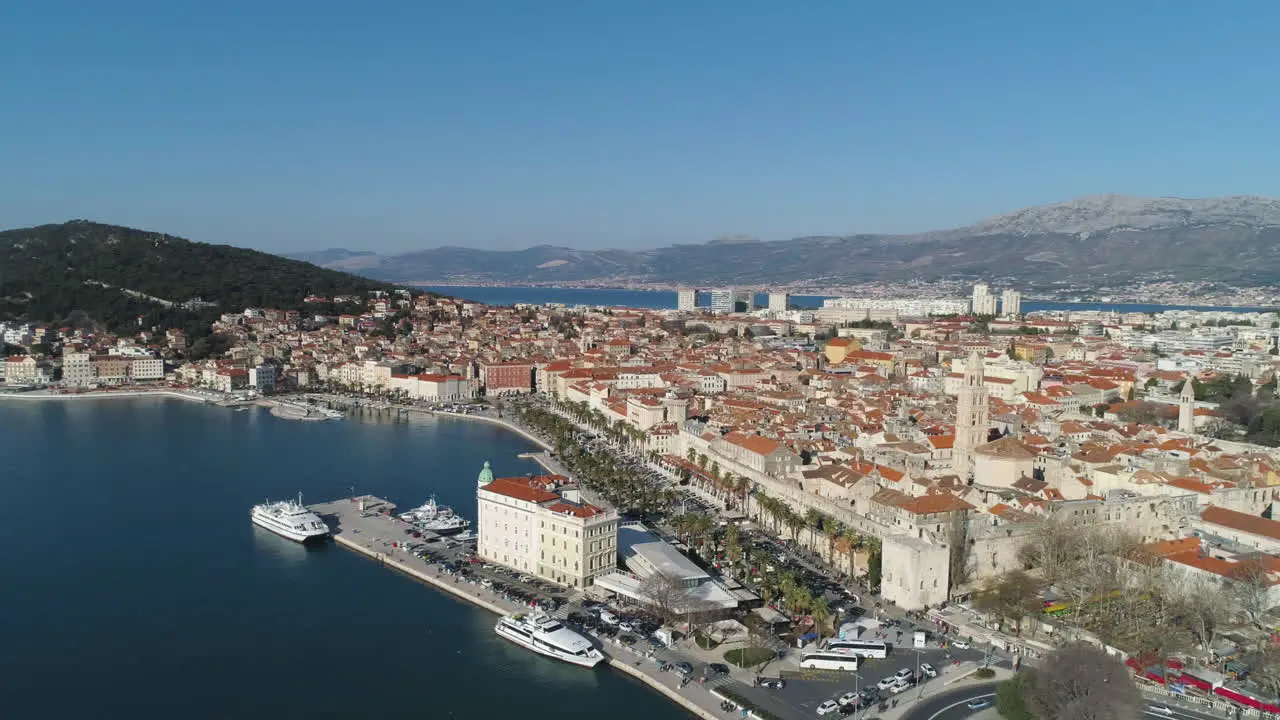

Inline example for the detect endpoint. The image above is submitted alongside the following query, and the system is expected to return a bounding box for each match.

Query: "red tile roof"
[482,477,559,503]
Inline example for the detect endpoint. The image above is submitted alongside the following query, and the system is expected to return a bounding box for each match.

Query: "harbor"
[308,494,728,720]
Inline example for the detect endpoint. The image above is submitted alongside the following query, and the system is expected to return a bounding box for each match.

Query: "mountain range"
[286,195,1280,287]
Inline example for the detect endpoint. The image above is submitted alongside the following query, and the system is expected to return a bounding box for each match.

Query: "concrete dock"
[308,494,723,720]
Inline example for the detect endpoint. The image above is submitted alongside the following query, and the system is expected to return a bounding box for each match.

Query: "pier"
[309,494,723,720]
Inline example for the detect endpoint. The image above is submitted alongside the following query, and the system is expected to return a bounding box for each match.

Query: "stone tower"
[1179,378,1196,434]
[953,351,990,480]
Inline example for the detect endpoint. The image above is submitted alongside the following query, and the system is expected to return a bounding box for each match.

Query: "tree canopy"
[0,220,404,340]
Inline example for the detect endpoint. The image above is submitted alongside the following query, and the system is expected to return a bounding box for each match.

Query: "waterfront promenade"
[311,494,740,720]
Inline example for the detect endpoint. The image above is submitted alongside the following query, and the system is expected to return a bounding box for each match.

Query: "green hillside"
[0,220,405,339]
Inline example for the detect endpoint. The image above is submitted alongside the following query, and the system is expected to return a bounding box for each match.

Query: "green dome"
[477,460,494,487]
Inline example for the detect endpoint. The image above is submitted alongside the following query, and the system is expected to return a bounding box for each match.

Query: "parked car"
[816,700,840,716]
[672,662,694,678]
[920,663,937,678]
[837,692,858,707]
[599,610,619,626]
[877,677,898,691]
[894,668,914,682]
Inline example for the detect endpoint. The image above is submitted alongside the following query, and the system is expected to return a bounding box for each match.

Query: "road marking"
[926,692,996,720]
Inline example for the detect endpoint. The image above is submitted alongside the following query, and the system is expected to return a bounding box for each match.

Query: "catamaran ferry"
[494,612,604,668]
[250,494,330,543]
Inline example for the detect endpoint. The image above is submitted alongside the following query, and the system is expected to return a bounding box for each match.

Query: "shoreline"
[2,391,717,718]
[0,388,213,404]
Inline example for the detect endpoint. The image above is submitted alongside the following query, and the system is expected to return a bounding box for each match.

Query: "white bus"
[824,640,889,659]
[800,651,860,672]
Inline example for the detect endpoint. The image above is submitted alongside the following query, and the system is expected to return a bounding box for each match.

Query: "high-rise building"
[952,351,990,479]
[676,288,698,312]
[971,283,998,316]
[1001,289,1022,317]
[767,292,789,312]
[709,289,734,314]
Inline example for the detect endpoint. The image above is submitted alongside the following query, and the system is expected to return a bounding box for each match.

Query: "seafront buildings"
[476,469,618,589]
[8,286,1280,660]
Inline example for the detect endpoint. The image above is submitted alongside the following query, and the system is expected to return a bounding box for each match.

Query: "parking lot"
[735,642,986,717]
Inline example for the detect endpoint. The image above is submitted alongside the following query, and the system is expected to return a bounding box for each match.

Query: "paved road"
[901,682,1231,720]
[901,683,998,720]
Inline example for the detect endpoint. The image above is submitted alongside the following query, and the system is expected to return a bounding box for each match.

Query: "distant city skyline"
[4,1,1280,253]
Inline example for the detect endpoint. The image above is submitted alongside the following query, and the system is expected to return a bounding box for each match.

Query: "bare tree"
[1025,643,1141,720]
[974,570,1042,635]
[1247,646,1280,700]
[639,573,690,625]
[1171,574,1229,653]
[1228,558,1276,630]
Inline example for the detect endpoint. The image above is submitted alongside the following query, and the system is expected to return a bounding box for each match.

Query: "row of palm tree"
[751,492,881,589]
[510,401,678,517]
[682,447,752,514]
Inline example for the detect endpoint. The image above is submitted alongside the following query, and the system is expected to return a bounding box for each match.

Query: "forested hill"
[0,220,403,339]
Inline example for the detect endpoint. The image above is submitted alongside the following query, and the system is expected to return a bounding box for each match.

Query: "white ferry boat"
[494,612,604,668]
[250,494,330,543]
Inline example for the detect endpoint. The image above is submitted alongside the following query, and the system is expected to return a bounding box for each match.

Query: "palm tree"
[805,508,824,552]
[810,596,832,638]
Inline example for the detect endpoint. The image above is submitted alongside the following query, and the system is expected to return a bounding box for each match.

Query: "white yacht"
[494,612,604,668]
[251,494,330,543]
[399,495,470,536]
[419,513,470,536]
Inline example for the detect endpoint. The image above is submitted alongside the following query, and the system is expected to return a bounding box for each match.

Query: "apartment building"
[477,472,618,589]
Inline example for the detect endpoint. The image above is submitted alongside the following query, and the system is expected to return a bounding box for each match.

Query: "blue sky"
[2,1,1278,252]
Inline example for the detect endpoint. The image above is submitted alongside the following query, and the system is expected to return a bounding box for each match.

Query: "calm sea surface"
[426,285,1276,314]
[0,399,685,720]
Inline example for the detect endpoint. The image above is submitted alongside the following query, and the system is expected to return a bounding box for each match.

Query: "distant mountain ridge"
[287,195,1280,287]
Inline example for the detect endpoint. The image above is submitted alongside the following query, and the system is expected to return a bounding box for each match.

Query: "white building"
[248,364,276,391]
[3,356,40,385]
[767,292,789,312]
[477,466,618,589]
[129,357,165,382]
[677,288,698,312]
[1001,289,1022,317]
[62,352,94,387]
[388,373,474,401]
[971,283,998,316]
[591,524,739,614]
[821,297,968,317]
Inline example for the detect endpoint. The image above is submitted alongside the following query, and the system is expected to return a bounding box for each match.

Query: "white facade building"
[676,288,698,312]
[1001,289,1022,317]
[248,364,276,391]
[971,283,998,316]
[767,292,790,312]
[477,467,618,589]
[62,352,94,387]
[129,357,165,382]
[821,297,969,316]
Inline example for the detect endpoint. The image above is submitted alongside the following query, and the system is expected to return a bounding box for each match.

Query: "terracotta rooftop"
[1201,505,1280,541]
[481,477,560,504]
[974,436,1036,460]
